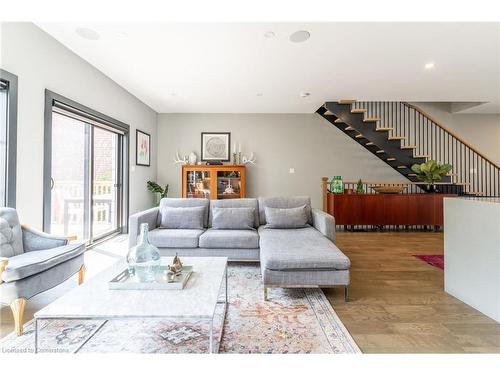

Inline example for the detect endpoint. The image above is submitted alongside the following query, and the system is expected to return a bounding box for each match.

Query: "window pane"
[0,87,7,207]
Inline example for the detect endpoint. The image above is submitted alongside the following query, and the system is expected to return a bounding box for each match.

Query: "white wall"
[0,22,158,227]
[413,102,500,165]
[157,113,406,208]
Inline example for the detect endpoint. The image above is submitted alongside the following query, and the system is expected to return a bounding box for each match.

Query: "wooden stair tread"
[375,150,385,154]
[397,166,408,169]
[351,108,367,113]
[407,173,417,176]
[363,117,381,122]
[355,134,365,139]
[334,118,344,123]
[388,136,406,140]
[323,110,333,116]
[386,157,396,161]
[466,191,483,195]
[365,142,375,146]
[414,154,431,158]
[345,126,355,131]
[401,145,417,149]
[338,99,356,104]
[376,127,393,132]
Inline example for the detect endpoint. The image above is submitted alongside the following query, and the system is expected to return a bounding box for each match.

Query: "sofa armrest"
[128,207,160,248]
[21,225,69,252]
[0,257,8,284]
[312,208,336,244]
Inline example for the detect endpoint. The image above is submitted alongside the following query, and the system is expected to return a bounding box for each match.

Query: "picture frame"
[136,129,151,166]
[201,132,231,161]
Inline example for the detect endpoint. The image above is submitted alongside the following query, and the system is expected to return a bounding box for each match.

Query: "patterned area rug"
[0,264,360,354]
[414,255,444,270]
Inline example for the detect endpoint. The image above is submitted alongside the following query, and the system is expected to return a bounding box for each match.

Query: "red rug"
[414,255,444,270]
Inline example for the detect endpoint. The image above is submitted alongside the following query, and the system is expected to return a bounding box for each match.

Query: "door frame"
[43,90,130,239]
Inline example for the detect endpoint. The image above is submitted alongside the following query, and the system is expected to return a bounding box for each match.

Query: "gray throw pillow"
[212,207,255,230]
[264,205,308,229]
[160,206,205,229]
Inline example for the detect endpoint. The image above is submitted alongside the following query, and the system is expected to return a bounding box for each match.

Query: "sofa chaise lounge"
[129,196,350,300]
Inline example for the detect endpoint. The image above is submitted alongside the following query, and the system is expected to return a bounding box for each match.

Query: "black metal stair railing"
[351,101,500,197]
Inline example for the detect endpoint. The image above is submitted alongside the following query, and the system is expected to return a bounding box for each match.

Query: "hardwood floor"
[324,232,500,353]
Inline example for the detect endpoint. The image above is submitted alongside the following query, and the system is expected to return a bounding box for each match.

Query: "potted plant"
[147,181,169,206]
[355,179,365,194]
[410,160,452,192]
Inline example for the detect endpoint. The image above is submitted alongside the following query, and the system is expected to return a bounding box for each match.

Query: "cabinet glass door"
[217,170,242,199]
[186,170,211,198]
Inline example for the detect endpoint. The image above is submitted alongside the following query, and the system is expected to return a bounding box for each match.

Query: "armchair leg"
[264,287,268,301]
[344,285,349,302]
[78,264,86,285]
[10,298,26,336]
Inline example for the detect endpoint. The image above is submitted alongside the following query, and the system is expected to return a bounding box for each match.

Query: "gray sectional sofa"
[129,196,350,300]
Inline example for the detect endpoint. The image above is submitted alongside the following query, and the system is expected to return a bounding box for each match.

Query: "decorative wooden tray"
[109,266,193,290]
[371,186,406,194]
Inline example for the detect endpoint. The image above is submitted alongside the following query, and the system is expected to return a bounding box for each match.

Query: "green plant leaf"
[411,164,421,173]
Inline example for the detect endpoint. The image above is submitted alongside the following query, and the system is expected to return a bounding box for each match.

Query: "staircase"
[317,101,500,196]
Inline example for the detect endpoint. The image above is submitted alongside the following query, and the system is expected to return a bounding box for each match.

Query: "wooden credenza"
[327,193,457,226]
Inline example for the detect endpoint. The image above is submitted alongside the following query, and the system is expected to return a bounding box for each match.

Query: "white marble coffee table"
[34,257,228,353]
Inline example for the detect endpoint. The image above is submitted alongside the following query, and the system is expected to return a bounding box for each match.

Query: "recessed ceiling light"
[290,30,310,43]
[424,62,435,70]
[264,31,275,38]
[75,27,100,41]
[300,92,311,98]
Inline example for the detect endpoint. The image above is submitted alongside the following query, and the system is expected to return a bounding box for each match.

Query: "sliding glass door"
[50,113,122,243]
[45,92,128,244]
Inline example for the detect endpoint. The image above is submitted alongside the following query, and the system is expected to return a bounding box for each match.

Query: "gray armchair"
[0,207,86,336]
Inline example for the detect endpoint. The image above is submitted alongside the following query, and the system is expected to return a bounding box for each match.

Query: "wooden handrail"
[402,102,500,170]
[321,177,329,212]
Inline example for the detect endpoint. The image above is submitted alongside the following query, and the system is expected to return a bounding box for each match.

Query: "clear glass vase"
[126,223,161,282]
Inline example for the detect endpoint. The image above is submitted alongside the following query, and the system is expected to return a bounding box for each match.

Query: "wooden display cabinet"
[182,165,246,200]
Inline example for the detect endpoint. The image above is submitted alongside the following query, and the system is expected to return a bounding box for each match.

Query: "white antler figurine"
[242,152,256,165]
[174,152,188,165]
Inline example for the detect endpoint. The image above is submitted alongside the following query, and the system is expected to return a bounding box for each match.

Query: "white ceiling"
[37,22,500,114]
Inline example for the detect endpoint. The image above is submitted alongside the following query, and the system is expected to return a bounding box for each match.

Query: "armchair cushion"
[0,207,24,257]
[1,243,85,283]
